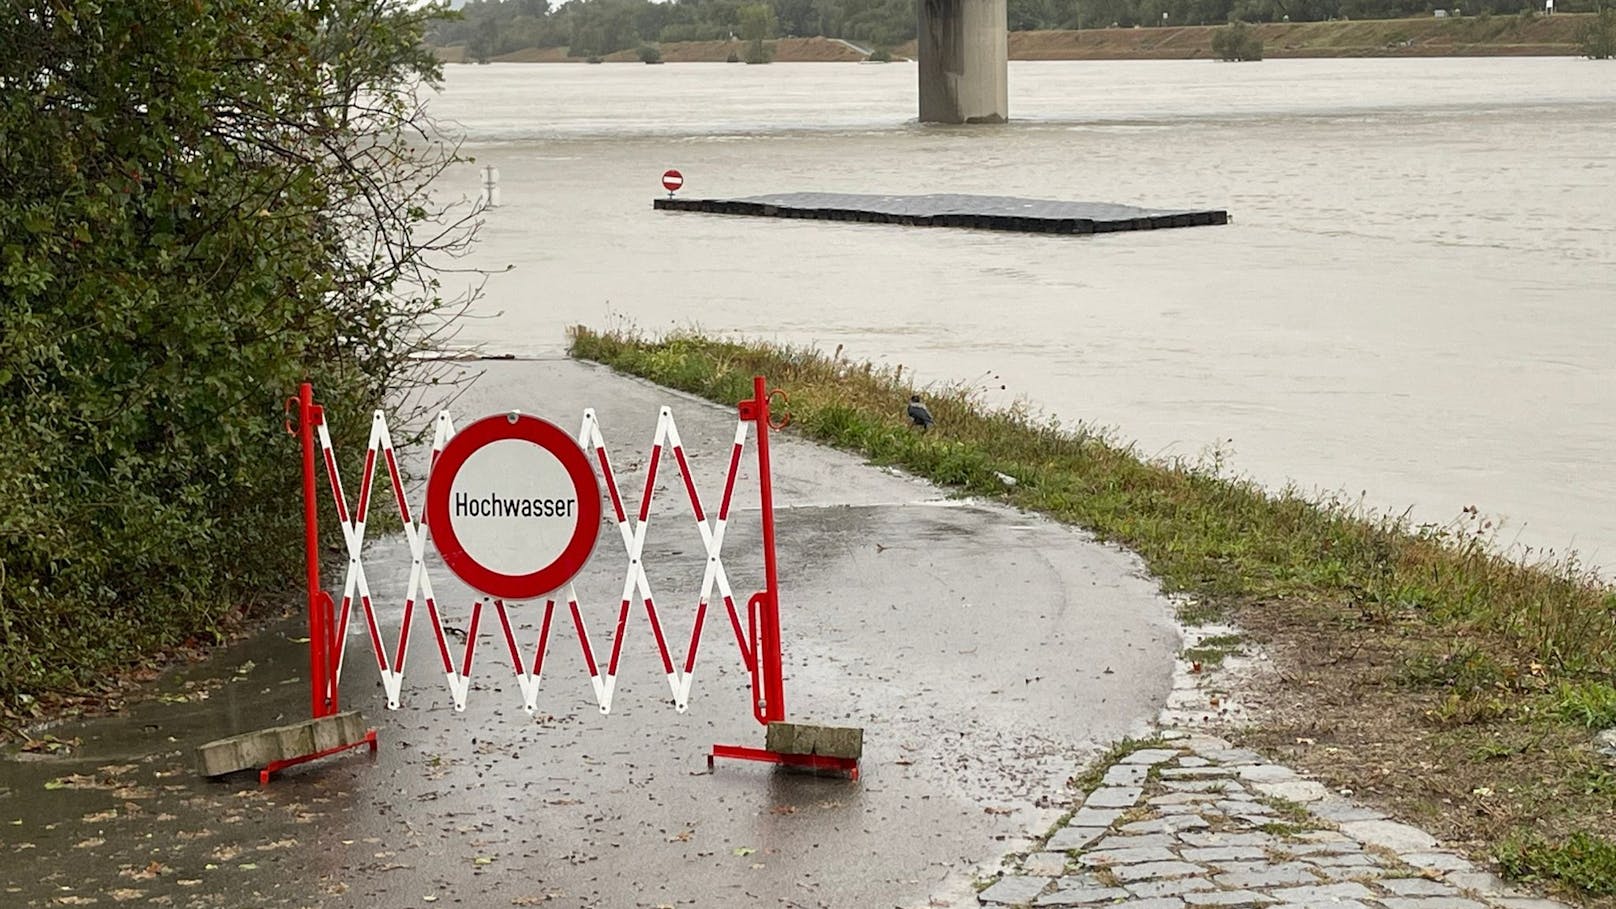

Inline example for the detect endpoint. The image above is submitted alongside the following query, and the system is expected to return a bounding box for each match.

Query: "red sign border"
[425,413,602,600]
[662,169,683,192]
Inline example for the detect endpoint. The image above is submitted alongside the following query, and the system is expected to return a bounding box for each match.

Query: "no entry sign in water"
[425,413,602,600]
[661,169,683,193]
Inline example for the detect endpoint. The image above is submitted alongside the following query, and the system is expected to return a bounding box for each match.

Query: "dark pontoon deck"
[653,192,1227,235]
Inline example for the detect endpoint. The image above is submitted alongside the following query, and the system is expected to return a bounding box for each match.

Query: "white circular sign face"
[425,414,602,600]
[448,438,577,576]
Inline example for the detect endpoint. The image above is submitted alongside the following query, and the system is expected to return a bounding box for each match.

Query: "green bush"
[1213,20,1266,60]
[868,46,894,62]
[637,44,664,63]
[1581,7,1616,58]
[0,1,468,711]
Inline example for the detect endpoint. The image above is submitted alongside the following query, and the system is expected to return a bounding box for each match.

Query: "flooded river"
[429,59,1616,570]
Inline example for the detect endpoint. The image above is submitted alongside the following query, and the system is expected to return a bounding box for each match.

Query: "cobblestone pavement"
[976,731,1571,909]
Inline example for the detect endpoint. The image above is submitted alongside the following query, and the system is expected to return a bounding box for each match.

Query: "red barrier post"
[751,376,787,725]
[297,383,334,718]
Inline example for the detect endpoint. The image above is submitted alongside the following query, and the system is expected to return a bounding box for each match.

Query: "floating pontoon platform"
[653,192,1227,235]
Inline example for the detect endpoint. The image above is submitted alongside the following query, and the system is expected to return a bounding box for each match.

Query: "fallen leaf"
[732,847,755,856]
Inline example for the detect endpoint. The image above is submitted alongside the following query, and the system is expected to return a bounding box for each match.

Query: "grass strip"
[569,326,1616,902]
[569,326,1615,678]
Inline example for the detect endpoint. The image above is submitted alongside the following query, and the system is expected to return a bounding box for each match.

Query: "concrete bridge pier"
[917,0,1008,124]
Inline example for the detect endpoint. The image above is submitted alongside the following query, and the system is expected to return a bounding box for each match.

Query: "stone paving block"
[1180,846,1267,863]
[1286,842,1364,857]
[1095,834,1178,850]
[1121,818,1171,834]
[1185,891,1279,907]
[1266,882,1377,903]
[1080,846,1180,867]
[1182,833,1275,849]
[765,721,864,758]
[1161,767,1236,780]
[1024,852,1071,876]
[1073,807,1126,828]
[1154,792,1223,806]
[1441,870,1511,895]
[1199,748,1265,765]
[1037,885,1132,906]
[1160,803,1211,815]
[1375,897,1487,909]
[1338,819,1438,853]
[981,875,1052,905]
[1185,735,1233,751]
[1303,853,1379,868]
[1238,764,1299,783]
[1088,786,1147,809]
[1113,861,1205,882]
[1270,900,1371,909]
[1164,779,1245,794]
[1048,826,1109,851]
[1123,749,1184,766]
[1381,879,1461,897]
[1177,756,1211,767]
[1161,730,1190,741]
[1292,831,1352,845]
[1213,863,1322,889]
[1215,800,1272,815]
[1494,898,1572,909]
[1401,853,1472,873]
[1253,781,1329,803]
[1113,898,1186,909]
[1106,765,1153,786]
[1307,798,1385,824]
[1126,878,1216,898]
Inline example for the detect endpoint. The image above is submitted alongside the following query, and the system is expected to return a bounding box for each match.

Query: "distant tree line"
[430,0,1604,59]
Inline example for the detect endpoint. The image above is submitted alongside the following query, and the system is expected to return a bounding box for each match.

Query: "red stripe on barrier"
[460,602,483,678]
[393,598,415,673]
[360,595,386,673]
[384,447,411,524]
[596,447,626,524]
[684,601,708,675]
[570,599,599,677]
[426,598,455,674]
[356,447,377,523]
[724,593,754,672]
[321,445,350,524]
[673,446,705,522]
[535,601,556,676]
[718,442,743,520]
[496,600,522,673]
[606,598,632,676]
[644,597,675,675]
[639,444,662,524]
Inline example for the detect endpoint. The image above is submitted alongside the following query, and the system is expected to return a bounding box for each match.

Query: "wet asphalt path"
[0,359,1178,908]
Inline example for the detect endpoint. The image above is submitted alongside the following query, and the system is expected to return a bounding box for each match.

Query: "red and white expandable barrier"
[289,377,851,777]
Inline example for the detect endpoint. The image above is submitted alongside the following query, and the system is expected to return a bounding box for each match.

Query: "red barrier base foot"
[709,744,860,780]
[260,729,378,785]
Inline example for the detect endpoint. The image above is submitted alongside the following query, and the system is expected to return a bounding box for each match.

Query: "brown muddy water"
[430,58,1616,570]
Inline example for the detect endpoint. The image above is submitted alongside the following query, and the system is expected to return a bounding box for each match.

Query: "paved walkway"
[976,731,1569,909]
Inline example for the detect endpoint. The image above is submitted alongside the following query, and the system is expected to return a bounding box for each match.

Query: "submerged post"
[918,0,1009,124]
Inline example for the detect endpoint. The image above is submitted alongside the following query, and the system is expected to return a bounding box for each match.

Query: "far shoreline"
[433,14,1591,64]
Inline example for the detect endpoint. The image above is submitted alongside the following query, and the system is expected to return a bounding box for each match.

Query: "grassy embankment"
[436,14,1590,63]
[569,327,1616,906]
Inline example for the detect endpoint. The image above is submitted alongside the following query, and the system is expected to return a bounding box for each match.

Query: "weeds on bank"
[568,326,1616,681]
[568,326,1616,900]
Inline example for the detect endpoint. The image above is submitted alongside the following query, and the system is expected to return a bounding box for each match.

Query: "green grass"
[1065,735,1170,795]
[1500,833,1616,897]
[569,327,1616,681]
[569,326,1616,902]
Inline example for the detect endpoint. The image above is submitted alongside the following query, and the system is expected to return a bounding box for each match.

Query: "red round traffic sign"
[661,169,684,193]
[425,413,602,600]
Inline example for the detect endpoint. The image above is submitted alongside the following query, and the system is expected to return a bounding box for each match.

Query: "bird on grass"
[907,394,934,432]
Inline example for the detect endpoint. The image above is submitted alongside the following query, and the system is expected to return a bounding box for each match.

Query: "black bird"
[907,394,934,431]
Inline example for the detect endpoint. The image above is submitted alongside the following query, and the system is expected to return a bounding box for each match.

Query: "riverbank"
[433,14,1590,63]
[568,327,1616,907]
